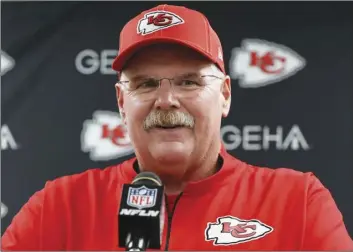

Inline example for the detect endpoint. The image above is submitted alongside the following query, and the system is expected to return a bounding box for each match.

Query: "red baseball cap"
[112,4,225,74]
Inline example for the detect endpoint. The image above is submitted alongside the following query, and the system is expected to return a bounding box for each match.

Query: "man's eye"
[137,80,158,88]
[180,80,198,86]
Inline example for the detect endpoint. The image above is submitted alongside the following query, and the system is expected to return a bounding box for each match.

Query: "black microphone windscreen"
[118,171,165,250]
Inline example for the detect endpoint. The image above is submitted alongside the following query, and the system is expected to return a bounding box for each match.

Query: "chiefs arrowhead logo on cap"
[229,39,306,88]
[205,216,274,245]
[137,11,184,36]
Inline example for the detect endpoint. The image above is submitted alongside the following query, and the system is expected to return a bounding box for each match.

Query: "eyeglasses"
[117,74,224,101]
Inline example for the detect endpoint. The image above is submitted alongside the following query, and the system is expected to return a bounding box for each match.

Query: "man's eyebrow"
[129,74,153,82]
[126,72,200,82]
[178,72,199,78]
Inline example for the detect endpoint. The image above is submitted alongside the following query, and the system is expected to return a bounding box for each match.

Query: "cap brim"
[112,37,216,73]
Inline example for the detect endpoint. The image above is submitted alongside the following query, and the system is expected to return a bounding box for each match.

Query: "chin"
[150,142,191,163]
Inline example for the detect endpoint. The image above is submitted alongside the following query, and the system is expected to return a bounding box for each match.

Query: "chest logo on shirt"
[205,215,273,245]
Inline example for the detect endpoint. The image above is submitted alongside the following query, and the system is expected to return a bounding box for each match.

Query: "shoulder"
[31,162,131,222]
[249,163,315,183]
[1,163,128,250]
[225,153,323,196]
[252,163,320,193]
[250,163,323,205]
[41,159,133,200]
[44,165,117,192]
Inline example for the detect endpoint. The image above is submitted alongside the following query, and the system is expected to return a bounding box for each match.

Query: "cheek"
[186,90,222,132]
[189,89,222,119]
[124,98,151,135]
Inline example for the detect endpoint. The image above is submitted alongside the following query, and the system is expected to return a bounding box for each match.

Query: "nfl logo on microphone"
[127,186,157,209]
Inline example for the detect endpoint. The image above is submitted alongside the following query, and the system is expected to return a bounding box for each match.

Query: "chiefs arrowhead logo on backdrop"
[137,11,184,36]
[1,51,15,76]
[81,110,134,161]
[1,202,8,219]
[205,216,273,245]
[229,39,306,88]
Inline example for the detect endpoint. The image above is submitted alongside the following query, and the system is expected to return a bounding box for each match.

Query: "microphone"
[118,172,165,251]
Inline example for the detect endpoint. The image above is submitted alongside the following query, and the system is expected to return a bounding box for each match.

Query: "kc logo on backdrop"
[137,11,184,35]
[229,39,306,88]
[81,110,134,161]
[1,50,15,76]
[1,202,8,219]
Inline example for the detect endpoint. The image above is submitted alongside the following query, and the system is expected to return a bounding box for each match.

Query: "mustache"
[143,110,195,130]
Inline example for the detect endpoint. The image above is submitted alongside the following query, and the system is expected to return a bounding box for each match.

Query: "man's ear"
[115,83,126,122]
[221,76,231,117]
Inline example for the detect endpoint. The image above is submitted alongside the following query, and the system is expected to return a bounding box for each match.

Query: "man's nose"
[153,79,181,110]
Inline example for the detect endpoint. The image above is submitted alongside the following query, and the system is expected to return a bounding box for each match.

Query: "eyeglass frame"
[116,74,225,99]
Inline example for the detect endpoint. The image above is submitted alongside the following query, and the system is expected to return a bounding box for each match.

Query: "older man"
[2,4,353,251]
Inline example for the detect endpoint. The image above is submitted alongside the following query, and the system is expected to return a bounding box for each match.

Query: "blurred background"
[1,1,352,238]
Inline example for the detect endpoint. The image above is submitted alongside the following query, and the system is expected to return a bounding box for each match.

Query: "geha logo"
[1,125,19,150]
[75,49,117,75]
[221,125,310,151]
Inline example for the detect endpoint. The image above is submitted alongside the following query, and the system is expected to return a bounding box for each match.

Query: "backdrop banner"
[1,1,352,238]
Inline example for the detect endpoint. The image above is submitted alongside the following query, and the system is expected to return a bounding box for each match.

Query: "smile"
[155,125,184,129]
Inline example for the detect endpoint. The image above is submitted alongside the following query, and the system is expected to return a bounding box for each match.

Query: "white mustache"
[143,110,195,130]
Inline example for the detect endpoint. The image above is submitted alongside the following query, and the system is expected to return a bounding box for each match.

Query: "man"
[2,4,353,251]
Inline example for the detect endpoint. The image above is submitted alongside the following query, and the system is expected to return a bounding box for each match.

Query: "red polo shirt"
[2,148,353,250]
